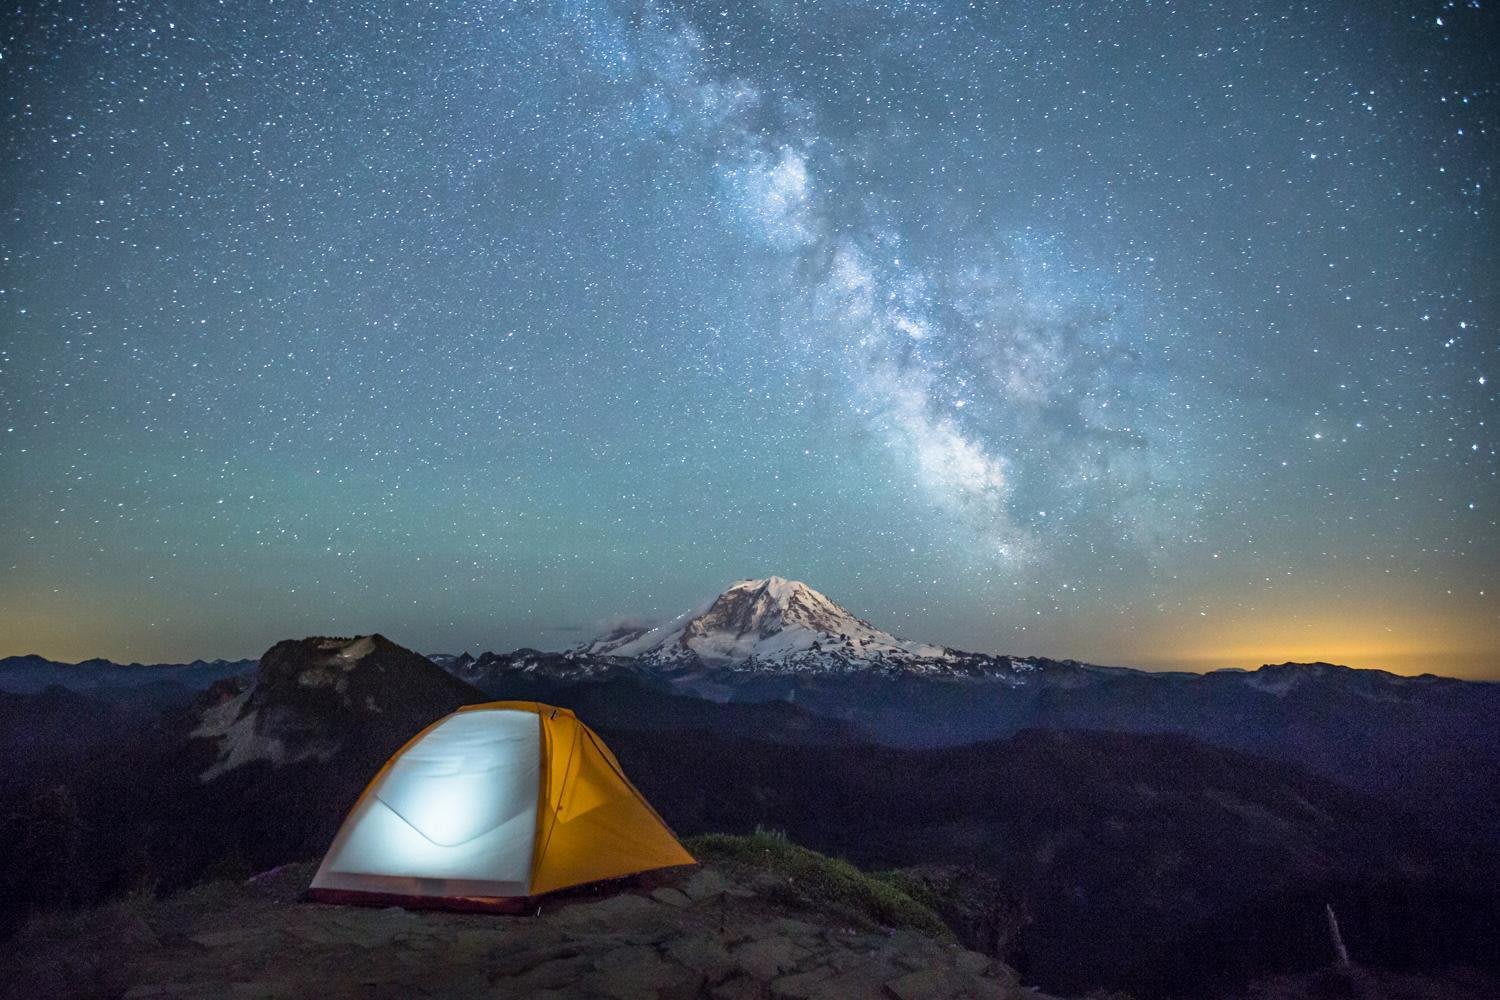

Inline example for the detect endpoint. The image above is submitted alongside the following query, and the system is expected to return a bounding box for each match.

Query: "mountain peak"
[722,576,830,608]
[729,574,801,593]
[694,577,858,640]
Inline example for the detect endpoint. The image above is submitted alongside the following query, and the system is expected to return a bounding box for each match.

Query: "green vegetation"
[872,865,1026,958]
[685,831,953,940]
[874,868,946,916]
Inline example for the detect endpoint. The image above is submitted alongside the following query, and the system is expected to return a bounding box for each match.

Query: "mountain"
[449,669,859,745]
[667,654,1500,842]
[191,634,481,780]
[0,686,160,786]
[574,620,655,656]
[594,576,957,671]
[433,576,1492,845]
[0,653,256,709]
[604,724,1500,998]
[2,627,1495,997]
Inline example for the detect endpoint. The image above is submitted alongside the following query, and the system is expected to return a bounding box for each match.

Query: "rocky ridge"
[1,860,1051,1000]
[190,634,481,780]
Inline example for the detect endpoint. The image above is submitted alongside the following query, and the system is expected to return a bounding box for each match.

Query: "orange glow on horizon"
[1098,599,1498,679]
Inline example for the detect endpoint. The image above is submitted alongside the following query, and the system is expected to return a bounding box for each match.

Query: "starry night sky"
[2,1,1496,676]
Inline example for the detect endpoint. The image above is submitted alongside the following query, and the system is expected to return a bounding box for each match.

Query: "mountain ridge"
[8,577,1496,844]
[2,628,1496,997]
[189,633,482,780]
[8,574,1492,687]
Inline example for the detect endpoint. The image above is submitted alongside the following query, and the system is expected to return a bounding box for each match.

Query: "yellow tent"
[308,701,694,910]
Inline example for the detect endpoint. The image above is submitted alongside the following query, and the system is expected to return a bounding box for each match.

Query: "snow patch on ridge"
[191,688,291,780]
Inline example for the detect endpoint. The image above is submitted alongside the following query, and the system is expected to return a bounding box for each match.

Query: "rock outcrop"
[191,634,482,780]
[1,861,1053,1000]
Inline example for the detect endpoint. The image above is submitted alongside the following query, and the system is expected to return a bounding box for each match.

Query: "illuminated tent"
[307,701,694,909]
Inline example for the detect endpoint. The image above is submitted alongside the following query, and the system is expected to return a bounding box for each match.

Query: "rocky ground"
[1,860,1052,1000]
[1222,965,1500,1000]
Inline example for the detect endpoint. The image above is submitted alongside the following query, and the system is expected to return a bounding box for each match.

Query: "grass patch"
[685,830,953,940]
[873,868,948,916]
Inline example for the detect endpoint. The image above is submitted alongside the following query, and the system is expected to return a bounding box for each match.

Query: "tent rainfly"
[307,701,694,910]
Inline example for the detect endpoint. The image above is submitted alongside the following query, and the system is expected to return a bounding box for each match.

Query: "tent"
[307,701,694,910]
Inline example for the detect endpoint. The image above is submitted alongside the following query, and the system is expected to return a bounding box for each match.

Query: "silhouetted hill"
[617,661,1500,845]
[597,723,1500,997]
[469,670,857,744]
[189,634,481,778]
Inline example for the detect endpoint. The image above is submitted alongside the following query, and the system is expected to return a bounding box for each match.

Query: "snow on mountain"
[576,619,658,657]
[449,647,624,685]
[595,576,956,672]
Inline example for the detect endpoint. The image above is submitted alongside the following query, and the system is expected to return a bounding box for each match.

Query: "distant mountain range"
[0,653,255,699]
[10,573,1486,689]
[424,577,1500,844]
[2,585,1498,997]
[6,575,1498,841]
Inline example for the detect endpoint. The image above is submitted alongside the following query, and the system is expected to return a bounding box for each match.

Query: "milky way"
[1,2,1495,675]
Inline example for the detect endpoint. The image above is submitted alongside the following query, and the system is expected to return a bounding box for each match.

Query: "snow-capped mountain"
[431,576,1056,686]
[593,576,958,672]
